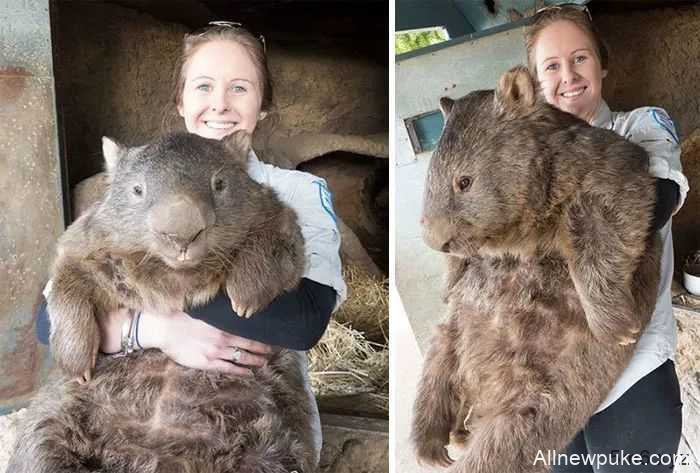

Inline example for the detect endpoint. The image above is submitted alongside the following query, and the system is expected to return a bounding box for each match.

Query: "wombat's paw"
[589,317,641,347]
[227,289,273,319]
[230,298,262,318]
[416,438,454,468]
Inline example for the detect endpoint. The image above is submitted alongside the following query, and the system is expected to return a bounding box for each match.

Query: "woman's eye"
[195,83,212,92]
[545,62,559,72]
[574,55,587,64]
[232,84,247,94]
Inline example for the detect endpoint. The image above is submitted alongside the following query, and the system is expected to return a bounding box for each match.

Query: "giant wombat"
[8,131,314,473]
[411,67,661,473]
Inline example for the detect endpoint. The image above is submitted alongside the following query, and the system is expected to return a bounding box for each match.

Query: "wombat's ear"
[439,97,455,119]
[494,66,536,117]
[101,137,125,175]
[223,130,252,163]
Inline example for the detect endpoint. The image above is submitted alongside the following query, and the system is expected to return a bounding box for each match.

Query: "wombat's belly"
[451,256,632,416]
[84,350,296,452]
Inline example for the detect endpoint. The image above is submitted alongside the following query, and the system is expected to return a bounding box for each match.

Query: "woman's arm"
[37,278,336,353]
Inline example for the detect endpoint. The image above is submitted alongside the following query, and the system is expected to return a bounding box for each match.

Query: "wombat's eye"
[455,176,472,193]
[213,177,226,192]
[132,185,143,196]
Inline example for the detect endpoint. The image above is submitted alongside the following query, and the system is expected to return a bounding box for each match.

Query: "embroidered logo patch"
[650,108,679,145]
[313,179,337,223]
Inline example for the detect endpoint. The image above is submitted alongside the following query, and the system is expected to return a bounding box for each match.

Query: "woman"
[38,22,347,465]
[525,5,688,471]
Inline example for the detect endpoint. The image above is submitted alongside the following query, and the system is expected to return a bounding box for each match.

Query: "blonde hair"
[524,5,608,80]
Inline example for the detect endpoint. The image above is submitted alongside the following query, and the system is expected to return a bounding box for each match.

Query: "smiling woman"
[177,40,265,139]
[523,5,689,470]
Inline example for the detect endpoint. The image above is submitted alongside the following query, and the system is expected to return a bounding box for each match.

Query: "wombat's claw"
[618,336,637,346]
[77,369,92,385]
[231,301,257,318]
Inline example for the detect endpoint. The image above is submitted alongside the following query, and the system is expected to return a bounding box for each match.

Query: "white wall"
[395,28,527,350]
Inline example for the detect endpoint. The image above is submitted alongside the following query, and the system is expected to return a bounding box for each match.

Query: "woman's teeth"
[561,88,586,98]
[205,121,237,129]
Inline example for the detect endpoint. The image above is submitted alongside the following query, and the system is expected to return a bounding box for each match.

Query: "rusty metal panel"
[0,0,64,414]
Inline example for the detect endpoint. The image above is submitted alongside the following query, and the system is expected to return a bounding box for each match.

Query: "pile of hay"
[333,266,388,343]
[308,266,389,415]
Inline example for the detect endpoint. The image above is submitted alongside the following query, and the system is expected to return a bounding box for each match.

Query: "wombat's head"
[422,66,551,256]
[99,131,261,269]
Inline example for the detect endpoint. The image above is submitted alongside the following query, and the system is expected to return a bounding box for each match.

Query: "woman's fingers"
[208,360,254,376]
[223,334,273,356]
[217,346,268,367]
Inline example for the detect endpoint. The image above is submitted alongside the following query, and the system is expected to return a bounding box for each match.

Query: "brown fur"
[412,66,661,472]
[8,131,314,473]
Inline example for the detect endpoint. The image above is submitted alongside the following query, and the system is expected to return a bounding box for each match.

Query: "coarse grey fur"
[412,67,661,473]
[8,131,313,473]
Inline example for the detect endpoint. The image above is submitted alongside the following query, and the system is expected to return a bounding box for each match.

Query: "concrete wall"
[395,27,526,347]
[0,0,63,413]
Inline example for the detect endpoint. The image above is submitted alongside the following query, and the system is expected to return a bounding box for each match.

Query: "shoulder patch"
[313,179,337,223]
[649,108,680,145]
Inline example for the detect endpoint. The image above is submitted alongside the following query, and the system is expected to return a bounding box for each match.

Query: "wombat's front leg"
[412,322,462,468]
[226,211,304,318]
[47,260,100,380]
[562,196,655,346]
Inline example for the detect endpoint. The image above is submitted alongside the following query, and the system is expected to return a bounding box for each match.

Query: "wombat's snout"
[421,215,456,254]
[147,193,216,266]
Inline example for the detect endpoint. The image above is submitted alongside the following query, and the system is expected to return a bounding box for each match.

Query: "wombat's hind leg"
[6,394,97,473]
[451,408,580,473]
[411,323,461,468]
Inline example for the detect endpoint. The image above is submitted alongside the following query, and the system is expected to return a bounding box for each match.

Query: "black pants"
[551,359,683,473]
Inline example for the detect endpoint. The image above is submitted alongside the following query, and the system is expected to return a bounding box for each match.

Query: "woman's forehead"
[535,20,596,60]
[185,40,259,82]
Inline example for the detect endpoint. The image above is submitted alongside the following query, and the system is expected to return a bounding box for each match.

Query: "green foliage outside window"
[395,28,448,55]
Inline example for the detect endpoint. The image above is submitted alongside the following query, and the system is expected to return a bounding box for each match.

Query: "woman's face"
[533,20,607,123]
[178,40,263,140]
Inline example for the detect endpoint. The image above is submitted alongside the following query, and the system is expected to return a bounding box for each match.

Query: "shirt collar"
[246,149,265,182]
[589,100,613,129]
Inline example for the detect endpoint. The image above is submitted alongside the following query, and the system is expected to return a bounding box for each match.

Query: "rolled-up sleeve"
[625,107,689,214]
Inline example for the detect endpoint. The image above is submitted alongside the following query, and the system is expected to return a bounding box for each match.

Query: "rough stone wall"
[596,6,700,269]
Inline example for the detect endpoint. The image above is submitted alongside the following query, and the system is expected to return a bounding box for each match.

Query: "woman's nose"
[210,90,229,113]
[561,63,578,84]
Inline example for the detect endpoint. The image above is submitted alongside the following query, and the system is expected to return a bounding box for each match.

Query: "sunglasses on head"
[193,21,266,53]
[534,2,592,22]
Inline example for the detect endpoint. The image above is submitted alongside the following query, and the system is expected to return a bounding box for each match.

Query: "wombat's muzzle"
[421,215,455,254]
[147,193,216,266]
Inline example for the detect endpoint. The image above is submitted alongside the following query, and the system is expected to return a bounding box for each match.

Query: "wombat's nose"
[441,240,452,253]
[148,194,212,246]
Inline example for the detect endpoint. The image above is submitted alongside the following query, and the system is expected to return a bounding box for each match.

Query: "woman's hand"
[96,308,273,375]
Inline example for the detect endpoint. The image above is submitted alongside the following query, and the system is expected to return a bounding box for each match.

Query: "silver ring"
[231,347,242,362]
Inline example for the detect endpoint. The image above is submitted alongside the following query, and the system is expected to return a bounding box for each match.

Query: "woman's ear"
[494,65,536,117]
[559,189,657,347]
